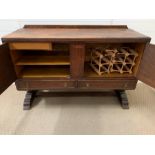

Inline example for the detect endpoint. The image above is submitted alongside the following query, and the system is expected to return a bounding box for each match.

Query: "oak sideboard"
[0,25,154,109]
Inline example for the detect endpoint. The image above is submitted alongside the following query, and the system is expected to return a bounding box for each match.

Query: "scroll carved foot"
[23,91,36,110]
[115,90,129,109]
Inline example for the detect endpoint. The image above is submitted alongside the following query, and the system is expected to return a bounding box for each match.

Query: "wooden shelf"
[20,66,70,78]
[16,56,70,65]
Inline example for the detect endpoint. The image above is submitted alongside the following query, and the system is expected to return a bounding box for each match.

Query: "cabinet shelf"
[20,66,70,78]
[16,56,70,66]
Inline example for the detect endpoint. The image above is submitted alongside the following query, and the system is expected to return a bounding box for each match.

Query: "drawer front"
[78,79,137,90]
[15,79,76,90]
[9,42,52,50]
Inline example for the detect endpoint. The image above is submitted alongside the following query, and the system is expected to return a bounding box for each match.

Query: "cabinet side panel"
[137,43,155,88]
[0,44,16,94]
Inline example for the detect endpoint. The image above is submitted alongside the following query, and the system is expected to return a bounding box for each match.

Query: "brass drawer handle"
[124,83,128,88]
[86,83,90,87]
[64,82,68,87]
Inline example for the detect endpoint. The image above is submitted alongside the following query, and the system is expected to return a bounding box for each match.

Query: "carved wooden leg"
[23,91,36,110]
[115,90,129,109]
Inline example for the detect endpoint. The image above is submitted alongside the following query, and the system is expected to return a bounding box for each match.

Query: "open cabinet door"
[0,44,16,94]
[137,44,155,88]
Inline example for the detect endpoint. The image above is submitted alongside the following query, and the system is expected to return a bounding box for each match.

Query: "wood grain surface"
[2,25,151,43]
[0,44,16,94]
[137,44,155,88]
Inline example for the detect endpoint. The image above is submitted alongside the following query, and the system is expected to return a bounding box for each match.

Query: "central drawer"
[15,79,76,90]
[78,79,137,90]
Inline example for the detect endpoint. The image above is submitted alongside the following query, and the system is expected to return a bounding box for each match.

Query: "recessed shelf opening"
[20,65,70,78]
[10,43,71,78]
[84,43,144,77]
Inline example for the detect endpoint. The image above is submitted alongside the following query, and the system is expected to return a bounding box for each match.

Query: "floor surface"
[0,82,155,135]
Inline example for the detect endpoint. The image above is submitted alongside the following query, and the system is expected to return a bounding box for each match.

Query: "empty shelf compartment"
[16,56,70,65]
[20,66,70,78]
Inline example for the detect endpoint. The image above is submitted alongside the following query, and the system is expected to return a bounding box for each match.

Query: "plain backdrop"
[0,19,155,43]
[0,18,155,155]
[0,0,155,154]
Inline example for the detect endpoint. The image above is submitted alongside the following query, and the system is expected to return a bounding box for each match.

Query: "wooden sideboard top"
[2,25,151,43]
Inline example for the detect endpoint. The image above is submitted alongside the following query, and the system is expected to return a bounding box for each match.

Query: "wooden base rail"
[23,90,129,110]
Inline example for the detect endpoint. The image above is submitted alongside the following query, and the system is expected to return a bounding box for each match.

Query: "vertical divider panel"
[70,43,85,79]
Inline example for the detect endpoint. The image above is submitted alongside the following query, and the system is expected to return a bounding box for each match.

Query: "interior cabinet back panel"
[9,42,52,50]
